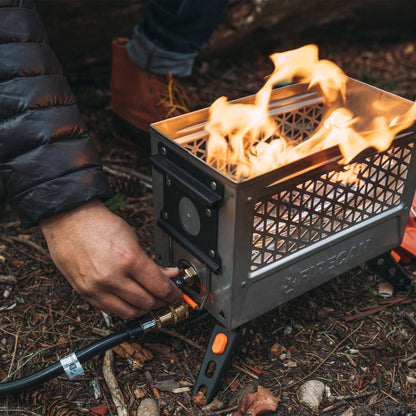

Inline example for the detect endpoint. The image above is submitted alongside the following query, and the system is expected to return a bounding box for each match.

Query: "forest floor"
[1,36,416,416]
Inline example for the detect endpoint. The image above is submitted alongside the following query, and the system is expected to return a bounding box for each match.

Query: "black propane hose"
[0,321,144,396]
[0,271,196,397]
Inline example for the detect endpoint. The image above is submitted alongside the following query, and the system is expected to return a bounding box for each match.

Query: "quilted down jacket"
[0,0,112,228]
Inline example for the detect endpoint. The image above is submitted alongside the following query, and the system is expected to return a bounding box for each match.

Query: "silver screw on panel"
[210,181,217,191]
[162,211,168,220]
[208,250,215,258]
[205,208,212,218]
[160,147,167,155]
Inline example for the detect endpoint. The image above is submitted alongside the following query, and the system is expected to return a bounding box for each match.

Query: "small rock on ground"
[137,398,159,416]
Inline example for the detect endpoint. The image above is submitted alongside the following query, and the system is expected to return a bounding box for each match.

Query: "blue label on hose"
[60,353,84,379]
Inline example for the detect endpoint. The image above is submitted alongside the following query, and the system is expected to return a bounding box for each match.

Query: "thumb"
[160,267,180,279]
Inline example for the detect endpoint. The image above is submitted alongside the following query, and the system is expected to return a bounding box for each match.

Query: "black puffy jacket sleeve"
[0,0,113,228]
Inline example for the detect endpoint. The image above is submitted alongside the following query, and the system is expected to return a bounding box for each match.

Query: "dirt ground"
[1,35,416,415]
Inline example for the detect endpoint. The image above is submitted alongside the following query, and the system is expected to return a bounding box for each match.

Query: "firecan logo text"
[281,237,372,295]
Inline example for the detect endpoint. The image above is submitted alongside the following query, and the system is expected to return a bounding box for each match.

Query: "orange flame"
[206,44,416,179]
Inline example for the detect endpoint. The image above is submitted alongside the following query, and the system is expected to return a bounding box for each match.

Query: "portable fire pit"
[151,78,416,327]
[150,75,416,400]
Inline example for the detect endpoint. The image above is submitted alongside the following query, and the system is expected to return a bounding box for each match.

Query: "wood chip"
[0,275,17,284]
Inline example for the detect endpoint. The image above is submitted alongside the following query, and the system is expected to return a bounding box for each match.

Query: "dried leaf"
[112,342,153,369]
[90,404,108,416]
[134,387,145,399]
[192,390,207,407]
[270,343,286,357]
[144,342,177,359]
[288,345,298,354]
[232,386,280,416]
[152,387,161,400]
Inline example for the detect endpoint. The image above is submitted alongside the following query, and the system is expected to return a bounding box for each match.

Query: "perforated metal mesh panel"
[181,102,324,179]
[250,142,414,271]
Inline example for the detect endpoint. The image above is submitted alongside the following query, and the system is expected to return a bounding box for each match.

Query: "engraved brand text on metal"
[282,237,372,295]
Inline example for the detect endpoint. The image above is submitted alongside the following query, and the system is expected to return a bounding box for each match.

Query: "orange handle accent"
[212,333,228,355]
[182,293,198,309]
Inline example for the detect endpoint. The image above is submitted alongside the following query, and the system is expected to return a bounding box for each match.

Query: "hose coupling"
[152,300,191,328]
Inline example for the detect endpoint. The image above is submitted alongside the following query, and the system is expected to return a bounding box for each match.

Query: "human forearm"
[0,2,112,227]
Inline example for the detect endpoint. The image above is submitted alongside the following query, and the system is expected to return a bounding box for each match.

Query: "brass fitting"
[181,265,198,286]
[152,300,191,328]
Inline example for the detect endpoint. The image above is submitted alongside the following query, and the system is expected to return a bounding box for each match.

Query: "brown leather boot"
[110,38,189,148]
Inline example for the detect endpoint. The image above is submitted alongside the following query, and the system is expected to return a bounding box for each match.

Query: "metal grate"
[181,102,324,179]
[274,102,323,143]
[250,142,414,271]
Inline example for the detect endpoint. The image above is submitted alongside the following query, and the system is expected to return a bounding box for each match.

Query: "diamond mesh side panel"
[250,142,414,271]
[275,103,323,143]
[180,103,324,171]
[182,137,207,160]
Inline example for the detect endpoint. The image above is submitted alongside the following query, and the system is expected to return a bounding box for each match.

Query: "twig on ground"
[0,274,17,284]
[2,236,50,260]
[7,322,23,378]
[210,405,239,415]
[0,408,42,416]
[404,311,416,331]
[322,400,348,413]
[101,311,128,416]
[323,391,377,413]
[379,389,401,404]
[346,298,412,322]
[402,351,416,363]
[103,350,129,416]
[286,321,364,389]
[329,390,376,402]
[158,327,206,352]
[233,363,259,380]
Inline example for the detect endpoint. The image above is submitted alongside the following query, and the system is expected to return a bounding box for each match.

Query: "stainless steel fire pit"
[150,78,416,329]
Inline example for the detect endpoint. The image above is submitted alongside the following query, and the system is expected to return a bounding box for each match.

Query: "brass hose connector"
[181,265,198,285]
[152,300,191,328]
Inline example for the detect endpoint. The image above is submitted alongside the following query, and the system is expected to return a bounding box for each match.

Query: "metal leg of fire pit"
[367,251,412,291]
[193,324,245,404]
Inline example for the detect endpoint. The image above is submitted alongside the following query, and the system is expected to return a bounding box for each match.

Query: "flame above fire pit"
[206,44,416,179]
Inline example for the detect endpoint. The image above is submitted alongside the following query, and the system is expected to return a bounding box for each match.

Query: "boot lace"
[155,71,190,118]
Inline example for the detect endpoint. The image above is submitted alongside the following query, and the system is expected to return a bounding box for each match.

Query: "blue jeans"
[126,0,228,77]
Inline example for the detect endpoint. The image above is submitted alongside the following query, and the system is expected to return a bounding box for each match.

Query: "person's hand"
[40,199,181,319]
